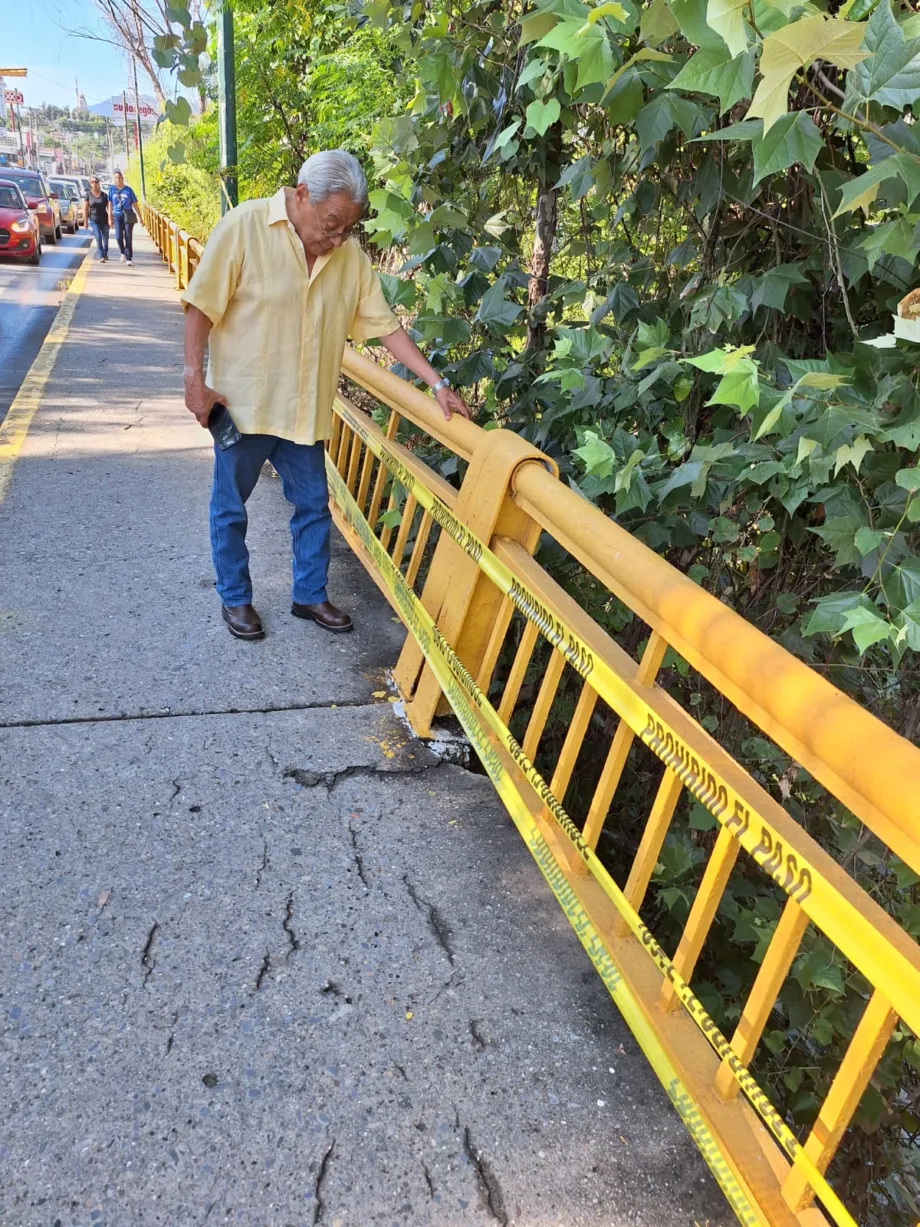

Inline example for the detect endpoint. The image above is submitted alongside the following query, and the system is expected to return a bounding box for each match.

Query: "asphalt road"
[0,228,90,424]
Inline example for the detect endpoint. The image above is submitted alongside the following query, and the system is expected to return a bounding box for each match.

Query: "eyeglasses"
[308,196,360,242]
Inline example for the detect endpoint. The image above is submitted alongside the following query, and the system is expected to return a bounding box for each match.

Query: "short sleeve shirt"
[108,185,138,216]
[180,188,399,445]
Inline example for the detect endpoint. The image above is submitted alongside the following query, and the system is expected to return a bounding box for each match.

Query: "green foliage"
[133,120,220,241]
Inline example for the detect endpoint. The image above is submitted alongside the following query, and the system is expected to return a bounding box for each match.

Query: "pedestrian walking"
[83,177,110,261]
[181,148,471,642]
[108,170,139,265]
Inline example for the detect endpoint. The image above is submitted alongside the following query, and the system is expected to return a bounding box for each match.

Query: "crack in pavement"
[140,921,158,987]
[422,1163,435,1199]
[254,952,271,992]
[165,1008,179,1056]
[254,839,268,890]
[313,1140,335,1225]
[0,696,375,730]
[282,892,300,956]
[282,761,438,793]
[348,824,369,890]
[402,873,455,965]
[462,1125,508,1225]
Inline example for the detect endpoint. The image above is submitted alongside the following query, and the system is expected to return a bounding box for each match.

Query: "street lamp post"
[217,0,238,212]
[131,59,146,199]
[121,90,130,163]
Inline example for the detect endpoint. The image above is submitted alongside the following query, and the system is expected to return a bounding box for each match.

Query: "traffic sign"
[4,90,24,105]
[0,69,28,78]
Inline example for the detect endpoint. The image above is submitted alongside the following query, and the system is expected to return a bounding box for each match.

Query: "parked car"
[48,178,81,234]
[0,168,61,243]
[0,179,41,264]
[52,175,88,204]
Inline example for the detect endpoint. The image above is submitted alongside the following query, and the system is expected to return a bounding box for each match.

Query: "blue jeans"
[89,220,109,258]
[114,214,134,259]
[210,434,331,608]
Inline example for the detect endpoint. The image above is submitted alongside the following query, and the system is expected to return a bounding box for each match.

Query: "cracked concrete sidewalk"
[0,230,733,1226]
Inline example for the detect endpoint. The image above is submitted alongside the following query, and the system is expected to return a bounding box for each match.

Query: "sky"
[1,0,141,110]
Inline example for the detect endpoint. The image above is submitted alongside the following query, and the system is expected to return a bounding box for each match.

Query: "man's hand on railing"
[380,325,473,422]
[435,385,472,422]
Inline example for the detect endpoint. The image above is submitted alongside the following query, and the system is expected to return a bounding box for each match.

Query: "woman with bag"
[107,170,139,265]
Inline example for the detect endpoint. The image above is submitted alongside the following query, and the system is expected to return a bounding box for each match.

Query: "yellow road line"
[0,248,93,504]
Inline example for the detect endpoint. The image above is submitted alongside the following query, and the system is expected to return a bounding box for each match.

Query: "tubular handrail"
[510,463,920,872]
[142,195,920,871]
[342,347,479,461]
[348,333,920,871]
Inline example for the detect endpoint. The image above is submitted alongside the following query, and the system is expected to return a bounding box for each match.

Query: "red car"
[0,168,61,243]
[0,179,41,264]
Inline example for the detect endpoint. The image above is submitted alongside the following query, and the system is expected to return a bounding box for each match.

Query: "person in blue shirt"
[107,170,139,265]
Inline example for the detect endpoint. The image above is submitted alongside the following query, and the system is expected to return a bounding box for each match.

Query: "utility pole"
[14,99,24,164]
[217,0,238,212]
[131,58,146,199]
[105,117,115,176]
[121,90,130,164]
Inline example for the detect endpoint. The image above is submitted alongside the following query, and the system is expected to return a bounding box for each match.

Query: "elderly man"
[182,149,471,641]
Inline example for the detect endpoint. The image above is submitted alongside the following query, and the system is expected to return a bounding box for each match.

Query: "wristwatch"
[431,377,452,394]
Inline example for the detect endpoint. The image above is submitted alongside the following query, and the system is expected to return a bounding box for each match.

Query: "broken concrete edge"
[383,670,473,770]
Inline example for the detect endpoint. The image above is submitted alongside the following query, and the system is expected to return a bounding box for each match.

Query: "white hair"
[296,150,367,206]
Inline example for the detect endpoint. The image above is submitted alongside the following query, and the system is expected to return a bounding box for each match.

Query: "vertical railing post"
[176,231,184,289]
[394,430,557,736]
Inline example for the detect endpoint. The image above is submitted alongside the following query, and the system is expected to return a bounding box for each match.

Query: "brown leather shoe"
[291,600,353,634]
[222,604,265,640]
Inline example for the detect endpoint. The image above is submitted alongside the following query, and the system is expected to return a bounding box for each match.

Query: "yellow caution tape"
[324,424,860,1227]
[332,401,919,1045]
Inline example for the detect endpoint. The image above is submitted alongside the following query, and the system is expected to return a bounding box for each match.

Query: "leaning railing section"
[145,201,920,1227]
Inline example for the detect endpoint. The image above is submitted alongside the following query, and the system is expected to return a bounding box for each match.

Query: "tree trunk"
[526,121,562,353]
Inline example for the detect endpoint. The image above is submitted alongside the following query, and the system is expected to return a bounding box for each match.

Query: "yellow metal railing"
[145,201,920,1227]
[139,201,203,291]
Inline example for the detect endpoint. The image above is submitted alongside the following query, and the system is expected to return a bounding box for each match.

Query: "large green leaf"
[840,605,893,652]
[557,156,596,198]
[635,93,701,151]
[746,16,870,131]
[641,0,680,44]
[475,282,524,330]
[706,0,750,57]
[537,18,616,91]
[832,153,920,216]
[525,97,562,136]
[575,430,617,477]
[859,215,920,270]
[751,111,822,184]
[668,48,754,111]
[164,96,192,126]
[848,0,920,110]
[604,70,647,121]
[520,11,558,44]
[707,364,761,412]
[751,262,810,311]
[803,590,870,636]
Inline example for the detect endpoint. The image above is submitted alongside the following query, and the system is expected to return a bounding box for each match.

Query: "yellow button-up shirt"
[180,188,399,444]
